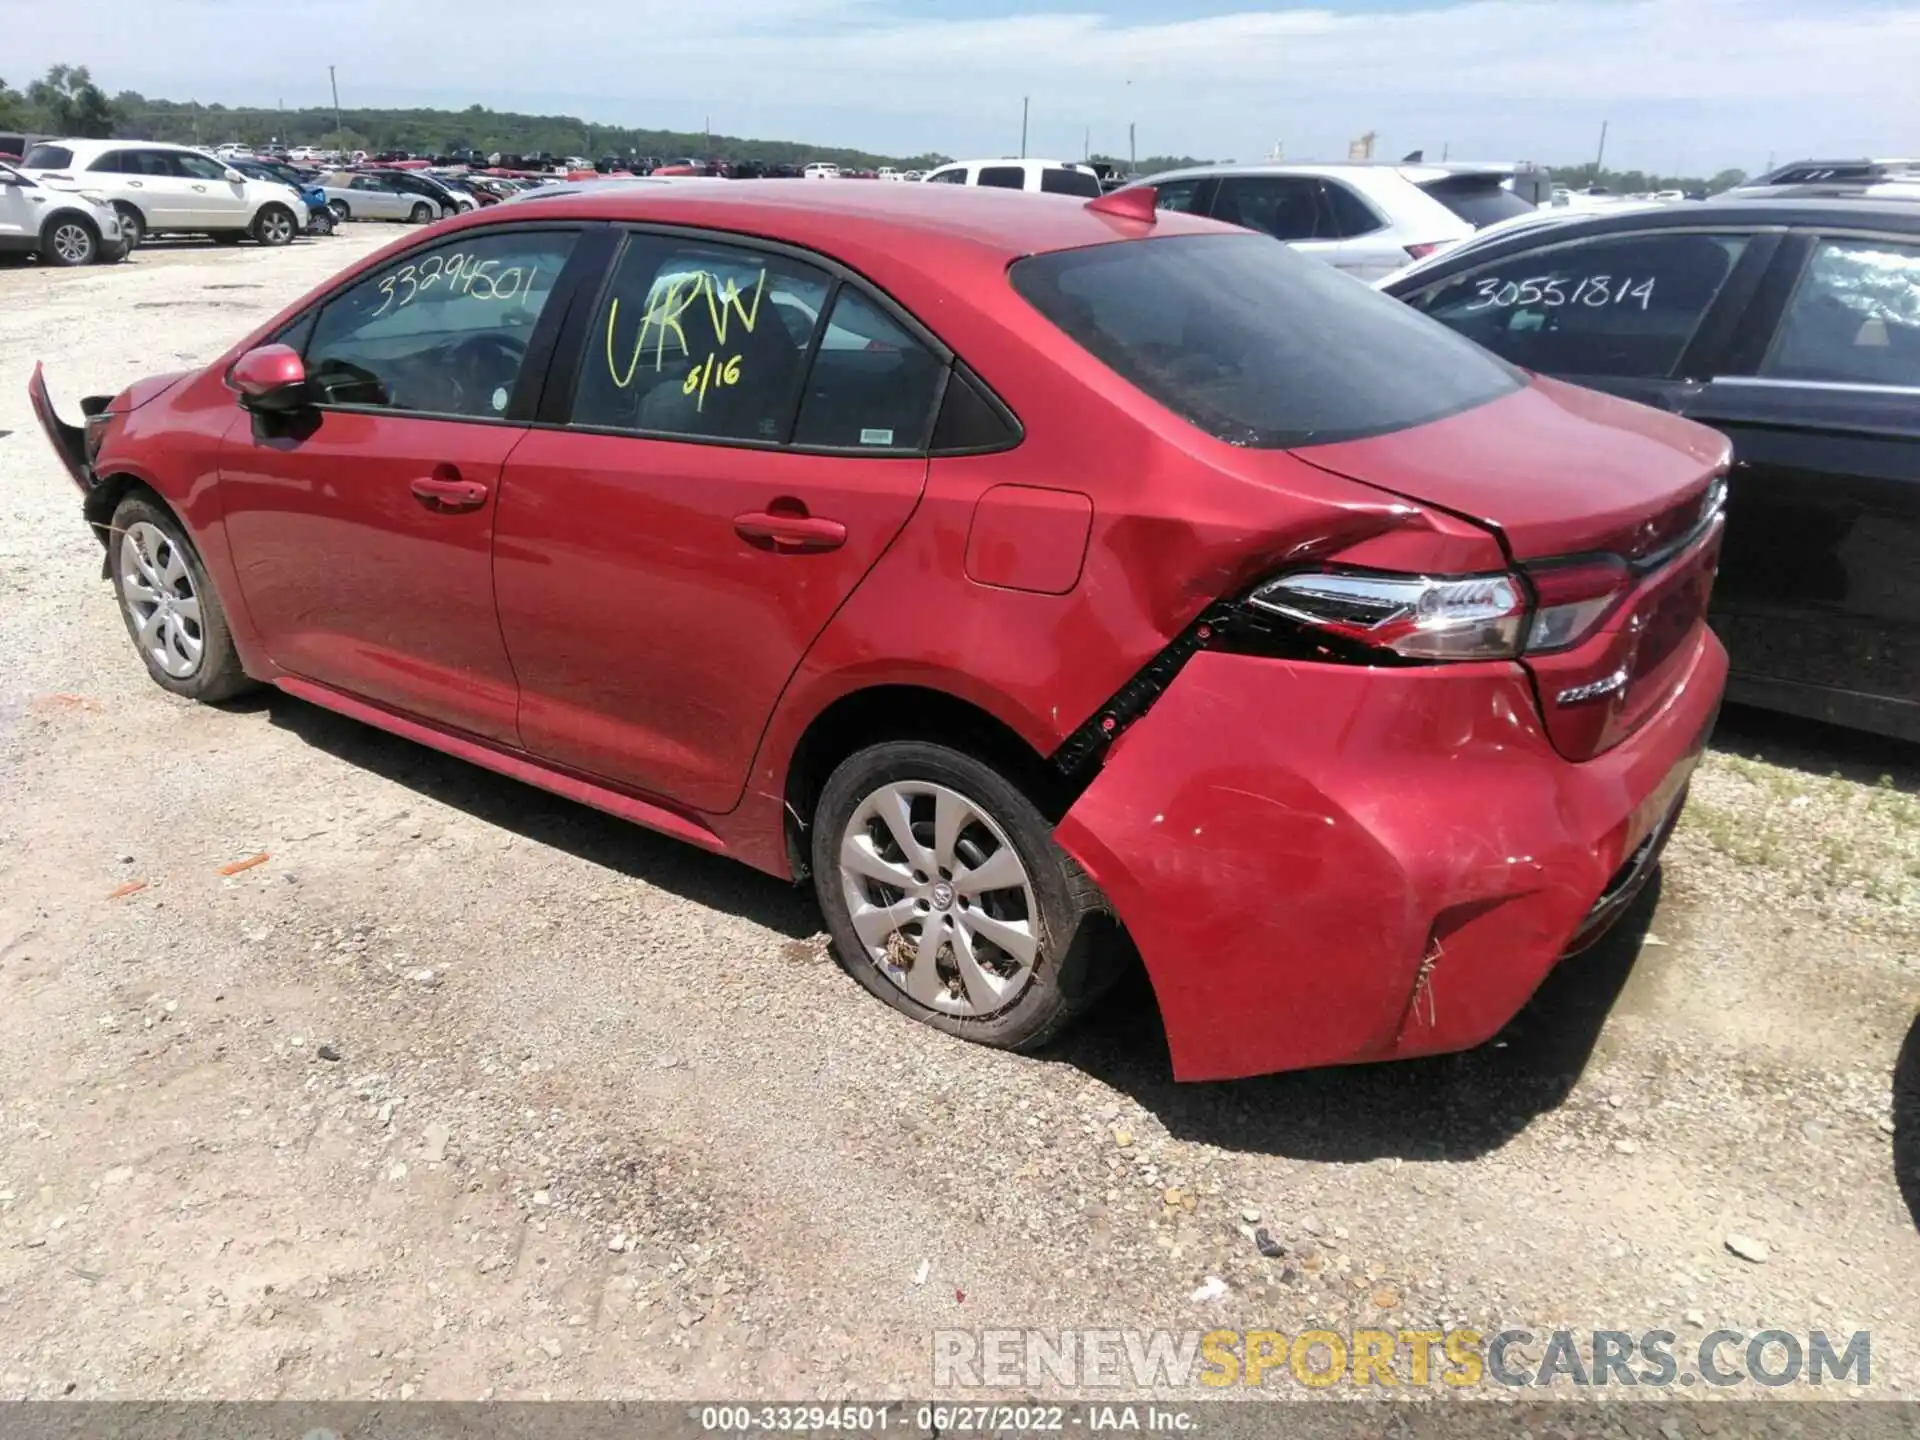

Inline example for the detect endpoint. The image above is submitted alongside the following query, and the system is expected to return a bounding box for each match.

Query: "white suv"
[1122,162,1539,281]
[921,158,1102,197]
[0,161,126,265]
[19,138,309,250]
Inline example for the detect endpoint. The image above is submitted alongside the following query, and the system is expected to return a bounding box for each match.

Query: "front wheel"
[811,742,1114,1051]
[42,216,98,266]
[252,204,296,246]
[108,495,255,703]
[327,199,350,223]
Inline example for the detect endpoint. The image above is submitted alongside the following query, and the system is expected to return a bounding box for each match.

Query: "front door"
[493,231,942,812]
[1686,234,1920,730]
[0,168,39,246]
[174,151,253,229]
[220,225,582,742]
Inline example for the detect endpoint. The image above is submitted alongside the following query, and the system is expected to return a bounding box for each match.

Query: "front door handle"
[126,180,143,188]
[734,507,847,553]
[191,184,207,192]
[410,471,489,512]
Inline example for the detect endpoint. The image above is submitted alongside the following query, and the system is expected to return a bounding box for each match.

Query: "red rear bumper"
[1054,626,1726,1081]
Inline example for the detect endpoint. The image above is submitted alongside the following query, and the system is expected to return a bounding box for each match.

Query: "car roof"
[35,137,200,155]
[935,158,1094,170]
[1380,196,1920,292]
[448,178,1224,268]
[1137,160,1515,186]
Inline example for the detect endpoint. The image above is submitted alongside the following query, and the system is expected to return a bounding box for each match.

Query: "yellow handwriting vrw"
[606,268,767,406]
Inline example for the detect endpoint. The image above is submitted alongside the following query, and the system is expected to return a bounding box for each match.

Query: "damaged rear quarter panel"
[1053,651,1620,1081]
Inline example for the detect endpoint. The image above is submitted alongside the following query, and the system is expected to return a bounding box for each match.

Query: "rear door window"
[1011,232,1519,448]
[977,166,1027,190]
[1040,166,1101,198]
[1319,180,1384,238]
[572,233,832,444]
[1150,178,1206,213]
[1404,231,1750,378]
[1761,238,1920,388]
[1417,174,1536,228]
[792,288,945,451]
[1210,176,1322,240]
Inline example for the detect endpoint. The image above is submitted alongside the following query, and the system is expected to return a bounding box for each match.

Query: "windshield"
[1418,174,1536,228]
[1010,232,1520,448]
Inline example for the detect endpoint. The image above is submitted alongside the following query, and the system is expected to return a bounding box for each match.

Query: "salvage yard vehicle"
[922,158,1103,197]
[19,138,307,250]
[1383,197,1920,742]
[29,182,1730,1081]
[314,170,443,225]
[1126,161,1538,281]
[0,160,127,266]
[225,158,334,236]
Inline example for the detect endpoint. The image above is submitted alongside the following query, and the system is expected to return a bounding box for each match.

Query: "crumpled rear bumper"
[1054,630,1726,1081]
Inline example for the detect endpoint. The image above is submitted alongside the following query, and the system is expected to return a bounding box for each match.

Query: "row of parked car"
[0,137,563,267]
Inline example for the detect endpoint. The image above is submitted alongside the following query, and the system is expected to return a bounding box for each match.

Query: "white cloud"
[11,0,1919,171]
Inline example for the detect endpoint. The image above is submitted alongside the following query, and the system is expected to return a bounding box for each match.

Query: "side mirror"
[230,344,309,411]
[224,168,247,184]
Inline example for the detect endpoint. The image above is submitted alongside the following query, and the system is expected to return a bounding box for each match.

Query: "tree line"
[2,64,1752,191]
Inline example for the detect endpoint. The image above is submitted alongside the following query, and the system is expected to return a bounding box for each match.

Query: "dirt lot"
[0,232,1915,1403]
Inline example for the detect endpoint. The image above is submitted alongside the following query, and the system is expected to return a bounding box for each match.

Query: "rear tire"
[251,204,296,247]
[112,203,144,251]
[811,741,1115,1052]
[41,215,98,267]
[408,201,433,224]
[108,494,255,704]
[328,199,350,223]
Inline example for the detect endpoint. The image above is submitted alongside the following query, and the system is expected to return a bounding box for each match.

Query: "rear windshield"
[1010,232,1520,448]
[22,144,74,170]
[1418,174,1535,228]
[1041,166,1102,198]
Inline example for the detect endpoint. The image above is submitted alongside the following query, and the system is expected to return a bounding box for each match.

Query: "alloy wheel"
[837,781,1040,1016]
[49,222,94,265]
[118,522,203,679]
[260,209,294,244]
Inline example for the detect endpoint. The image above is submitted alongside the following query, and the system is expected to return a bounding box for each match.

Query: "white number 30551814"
[1463,273,1656,313]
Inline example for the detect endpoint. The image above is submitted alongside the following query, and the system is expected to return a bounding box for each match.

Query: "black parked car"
[1382,198,1920,742]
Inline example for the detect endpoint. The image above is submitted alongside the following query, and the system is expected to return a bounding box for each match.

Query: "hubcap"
[119,522,203,679]
[838,781,1040,1016]
[52,224,90,262]
[265,212,291,242]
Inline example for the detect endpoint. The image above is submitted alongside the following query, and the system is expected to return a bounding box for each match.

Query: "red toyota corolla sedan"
[30,183,1729,1081]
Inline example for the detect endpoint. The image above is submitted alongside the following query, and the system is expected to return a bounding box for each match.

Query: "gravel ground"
[0,233,1915,1405]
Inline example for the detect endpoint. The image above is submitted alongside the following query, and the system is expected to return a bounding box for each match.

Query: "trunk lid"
[1293,376,1727,563]
[1295,377,1731,760]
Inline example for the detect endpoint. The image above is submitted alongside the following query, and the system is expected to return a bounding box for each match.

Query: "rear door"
[492,228,943,812]
[110,149,197,228]
[1682,231,1920,733]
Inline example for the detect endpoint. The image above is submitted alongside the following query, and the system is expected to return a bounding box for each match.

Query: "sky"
[11,0,1920,173]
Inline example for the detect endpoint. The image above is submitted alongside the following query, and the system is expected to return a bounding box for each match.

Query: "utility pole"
[328,65,342,150]
[1594,118,1608,173]
[1084,125,1089,162]
[1020,97,1029,159]
[1128,121,1136,176]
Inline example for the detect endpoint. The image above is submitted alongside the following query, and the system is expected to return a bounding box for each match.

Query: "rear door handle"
[734,509,847,553]
[410,472,489,512]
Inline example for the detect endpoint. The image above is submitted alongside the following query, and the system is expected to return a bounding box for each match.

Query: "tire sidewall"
[811,741,1092,1049]
[328,199,350,222]
[42,215,97,266]
[409,202,433,224]
[254,205,295,246]
[113,204,144,251]
[108,495,250,703]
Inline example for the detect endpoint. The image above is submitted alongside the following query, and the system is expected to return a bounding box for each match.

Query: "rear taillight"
[1249,570,1526,661]
[1522,554,1632,653]
[1248,555,1633,664]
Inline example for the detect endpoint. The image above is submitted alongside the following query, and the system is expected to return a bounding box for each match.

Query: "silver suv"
[1122,161,1542,281]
